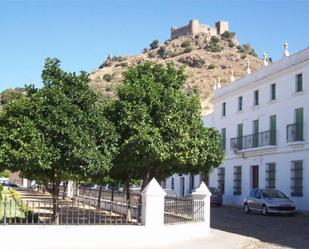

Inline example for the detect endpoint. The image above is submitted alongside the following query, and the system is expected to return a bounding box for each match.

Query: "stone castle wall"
[171,19,229,39]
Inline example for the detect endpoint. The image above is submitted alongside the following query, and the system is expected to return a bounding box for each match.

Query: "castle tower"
[189,19,199,35]
[215,21,229,35]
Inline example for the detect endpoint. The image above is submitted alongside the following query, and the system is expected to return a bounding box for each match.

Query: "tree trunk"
[111,186,114,202]
[52,182,60,224]
[97,185,103,209]
[62,181,68,200]
[126,182,132,223]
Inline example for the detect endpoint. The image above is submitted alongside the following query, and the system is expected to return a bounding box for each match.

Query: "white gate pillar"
[141,178,166,227]
[191,181,211,230]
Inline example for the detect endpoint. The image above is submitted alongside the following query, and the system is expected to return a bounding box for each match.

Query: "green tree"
[106,62,224,189]
[0,58,118,223]
[0,169,10,178]
[0,88,23,105]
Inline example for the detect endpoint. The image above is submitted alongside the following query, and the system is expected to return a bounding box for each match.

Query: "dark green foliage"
[178,56,205,68]
[228,40,234,48]
[205,37,223,52]
[103,74,114,82]
[184,47,193,53]
[149,39,160,50]
[221,31,235,40]
[207,64,216,69]
[237,43,258,57]
[210,36,220,43]
[181,40,192,48]
[0,58,118,201]
[105,62,224,187]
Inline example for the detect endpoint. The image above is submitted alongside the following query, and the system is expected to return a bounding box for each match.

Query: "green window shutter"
[221,128,226,150]
[270,115,276,145]
[296,74,303,92]
[252,120,259,147]
[237,124,243,149]
[295,108,304,140]
[271,83,276,100]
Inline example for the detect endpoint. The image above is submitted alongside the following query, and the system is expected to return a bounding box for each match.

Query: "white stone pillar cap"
[263,52,268,66]
[230,69,235,82]
[141,178,166,196]
[192,181,211,196]
[283,41,290,57]
[246,57,251,75]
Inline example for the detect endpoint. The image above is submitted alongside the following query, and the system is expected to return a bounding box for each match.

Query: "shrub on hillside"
[183,47,193,53]
[149,39,160,50]
[207,64,216,70]
[103,74,113,82]
[181,40,192,48]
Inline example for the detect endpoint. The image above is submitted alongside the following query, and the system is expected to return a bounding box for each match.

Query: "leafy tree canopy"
[106,62,224,187]
[0,58,118,198]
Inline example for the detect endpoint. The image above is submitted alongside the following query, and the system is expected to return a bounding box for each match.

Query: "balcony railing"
[286,123,303,142]
[230,130,276,151]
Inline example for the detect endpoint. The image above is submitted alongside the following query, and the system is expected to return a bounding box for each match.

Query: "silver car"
[244,188,296,215]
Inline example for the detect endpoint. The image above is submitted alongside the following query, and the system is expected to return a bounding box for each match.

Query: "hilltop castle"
[171,19,229,39]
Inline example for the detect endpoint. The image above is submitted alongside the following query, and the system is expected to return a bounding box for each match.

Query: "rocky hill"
[90,31,263,115]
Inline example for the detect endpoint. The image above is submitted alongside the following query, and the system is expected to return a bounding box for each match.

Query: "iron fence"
[76,187,141,204]
[286,123,304,142]
[0,196,141,225]
[164,196,204,224]
[230,129,276,151]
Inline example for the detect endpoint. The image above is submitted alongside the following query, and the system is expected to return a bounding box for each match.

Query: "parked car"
[209,187,223,206]
[80,183,97,190]
[244,188,296,215]
[0,181,19,188]
[164,189,177,197]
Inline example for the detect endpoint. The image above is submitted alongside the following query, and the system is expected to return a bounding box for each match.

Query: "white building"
[166,44,309,211]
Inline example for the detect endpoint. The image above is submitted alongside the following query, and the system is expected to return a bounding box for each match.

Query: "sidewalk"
[149,229,258,249]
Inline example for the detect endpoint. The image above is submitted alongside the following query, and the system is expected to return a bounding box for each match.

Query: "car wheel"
[262,205,268,216]
[244,203,250,214]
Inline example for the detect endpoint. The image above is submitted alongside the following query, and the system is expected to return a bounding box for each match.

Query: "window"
[233,166,242,195]
[238,96,243,111]
[270,83,276,100]
[221,128,226,150]
[296,73,303,92]
[222,102,226,116]
[161,180,166,189]
[253,90,259,106]
[252,120,259,147]
[295,107,304,141]
[171,178,174,190]
[217,168,225,193]
[269,115,276,145]
[291,161,303,196]
[237,123,243,150]
[265,163,276,189]
[189,174,195,193]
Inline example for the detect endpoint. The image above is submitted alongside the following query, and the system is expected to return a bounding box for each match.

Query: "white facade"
[166,46,309,211]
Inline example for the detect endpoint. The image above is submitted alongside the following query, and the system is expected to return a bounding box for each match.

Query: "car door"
[247,189,256,210]
[253,190,263,211]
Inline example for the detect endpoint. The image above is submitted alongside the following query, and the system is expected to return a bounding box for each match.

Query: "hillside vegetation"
[90,31,263,115]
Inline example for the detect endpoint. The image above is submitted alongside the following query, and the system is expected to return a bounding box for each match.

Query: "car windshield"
[209,187,219,194]
[262,190,287,198]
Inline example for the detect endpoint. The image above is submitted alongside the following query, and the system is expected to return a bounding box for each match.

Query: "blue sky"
[0,0,309,92]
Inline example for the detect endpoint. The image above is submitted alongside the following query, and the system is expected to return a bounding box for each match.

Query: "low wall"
[0,223,209,249]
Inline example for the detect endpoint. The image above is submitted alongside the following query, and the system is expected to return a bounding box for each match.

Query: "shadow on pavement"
[210,205,309,249]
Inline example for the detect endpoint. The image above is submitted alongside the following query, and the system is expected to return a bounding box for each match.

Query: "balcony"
[230,130,276,151]
[286,123,304,143]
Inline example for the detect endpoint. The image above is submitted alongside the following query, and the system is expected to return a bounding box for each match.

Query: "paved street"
[211,206,309,249]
